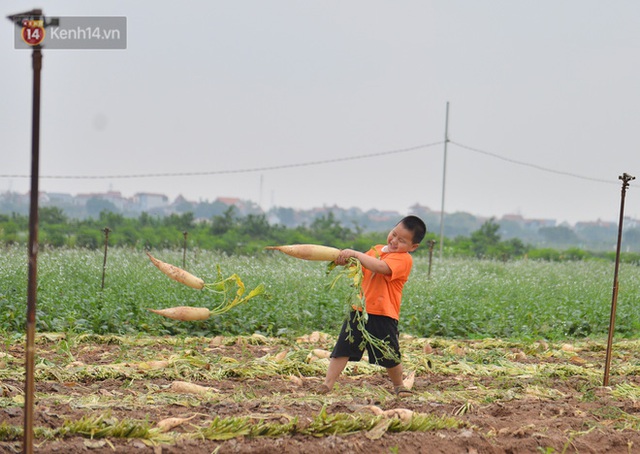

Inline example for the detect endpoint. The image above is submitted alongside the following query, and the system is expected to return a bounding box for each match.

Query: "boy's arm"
[336,248,392,275]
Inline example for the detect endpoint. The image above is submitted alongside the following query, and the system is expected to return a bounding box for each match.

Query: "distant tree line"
[0,207,638,263]
[4,191,640,251]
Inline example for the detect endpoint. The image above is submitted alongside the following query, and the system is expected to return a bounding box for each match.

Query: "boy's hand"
[336,249,356,265]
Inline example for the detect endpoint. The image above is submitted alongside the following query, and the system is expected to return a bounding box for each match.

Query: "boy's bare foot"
[316,384,331,395]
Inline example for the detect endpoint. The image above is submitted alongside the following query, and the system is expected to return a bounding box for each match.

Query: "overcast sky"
[3,1,639,226]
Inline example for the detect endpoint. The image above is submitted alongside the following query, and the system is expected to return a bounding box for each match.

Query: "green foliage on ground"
[1,246,639,340]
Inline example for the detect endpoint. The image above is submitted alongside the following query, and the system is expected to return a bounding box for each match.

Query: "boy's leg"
[322,356,349,391]
[386,363,404,388]
[387,363,413,397]
[318,312,364,394]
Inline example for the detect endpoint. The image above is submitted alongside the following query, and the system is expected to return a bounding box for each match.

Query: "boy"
[317,215,426,397]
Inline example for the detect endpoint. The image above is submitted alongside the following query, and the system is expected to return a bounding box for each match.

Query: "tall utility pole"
[7,10,57,454]
[439,102,450,260]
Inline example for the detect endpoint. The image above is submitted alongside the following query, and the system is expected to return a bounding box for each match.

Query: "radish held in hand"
[265,244,340,262]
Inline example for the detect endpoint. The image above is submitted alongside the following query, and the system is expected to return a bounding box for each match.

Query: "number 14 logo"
[21,19,45,46]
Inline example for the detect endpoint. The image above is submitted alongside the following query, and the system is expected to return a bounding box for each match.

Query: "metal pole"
[23,45,42,454]
[101,227,111,290]
[427,239,436,279]
[438,102,450,260]
[603,172,635,387]
[182,231,188,268]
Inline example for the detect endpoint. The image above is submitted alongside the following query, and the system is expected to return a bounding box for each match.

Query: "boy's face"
[386,223,420,253]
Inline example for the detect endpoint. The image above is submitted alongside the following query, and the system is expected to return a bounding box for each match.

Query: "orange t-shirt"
[361,244,413,320]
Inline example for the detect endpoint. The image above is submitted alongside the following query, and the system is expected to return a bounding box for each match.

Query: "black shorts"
[330,310,401,368]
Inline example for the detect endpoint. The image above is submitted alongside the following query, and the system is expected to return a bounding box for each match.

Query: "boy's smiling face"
[385,223,419,253]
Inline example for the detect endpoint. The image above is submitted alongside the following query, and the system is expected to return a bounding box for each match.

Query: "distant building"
[215,197,262,216]
[501,214,555,229]
[216,197,242,207]
[575,219,616,230]
[74,191,129,210]
[501,214,525,223]
[524,218,556,229]
[172,194,193,206]
[44,192,74,205]
[133,192,169,211]
[624,216,639,229]
[409,203,433,215]
[368,210,400,223]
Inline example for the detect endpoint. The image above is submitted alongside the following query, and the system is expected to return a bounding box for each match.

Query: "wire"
[450,140,634,186]
[1,139,635,188]
[0,141,444,180]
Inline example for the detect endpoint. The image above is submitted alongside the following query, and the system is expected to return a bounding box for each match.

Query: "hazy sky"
[3,1,639,225]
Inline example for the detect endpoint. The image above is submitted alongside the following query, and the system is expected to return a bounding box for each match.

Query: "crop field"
[2,247,639,340]
[2,247,640,453]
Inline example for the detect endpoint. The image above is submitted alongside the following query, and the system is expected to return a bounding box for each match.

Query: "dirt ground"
[2,334,640,454]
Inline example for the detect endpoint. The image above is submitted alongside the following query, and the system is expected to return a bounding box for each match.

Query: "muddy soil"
[1,335,639,454]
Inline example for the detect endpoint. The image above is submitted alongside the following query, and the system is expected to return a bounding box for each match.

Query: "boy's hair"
[399,215,427,244]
